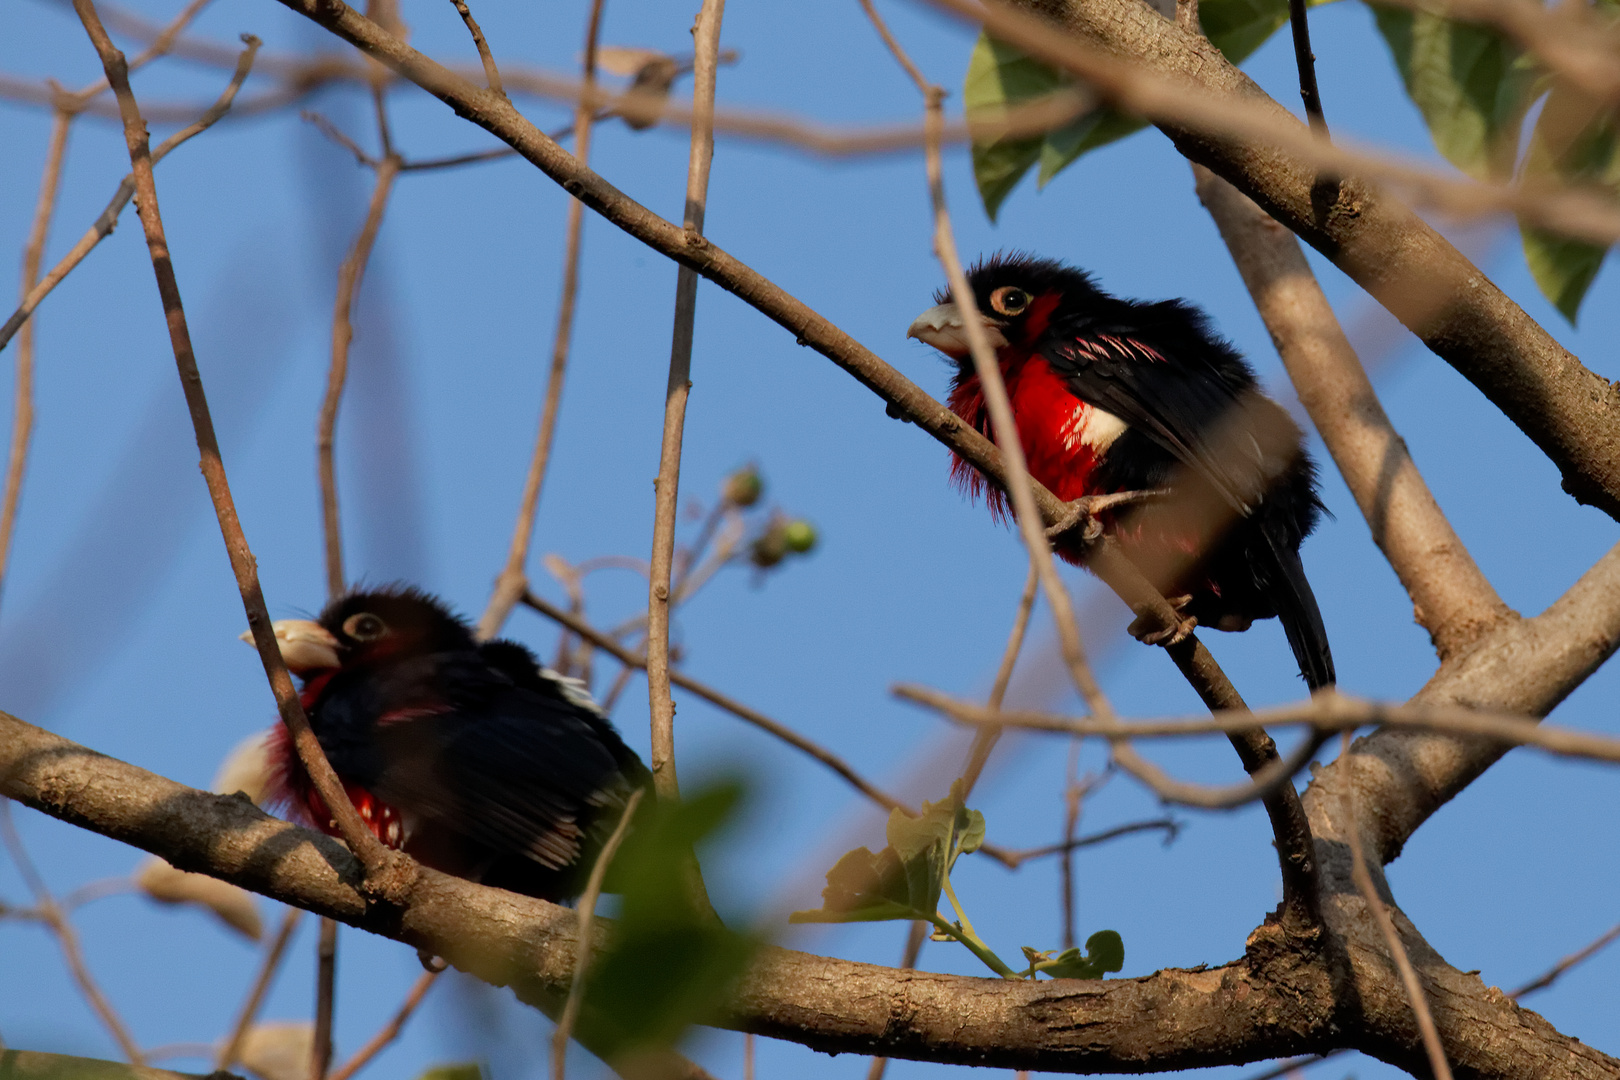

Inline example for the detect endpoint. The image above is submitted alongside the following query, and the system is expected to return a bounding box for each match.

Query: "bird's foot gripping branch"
[791,780,1124,982]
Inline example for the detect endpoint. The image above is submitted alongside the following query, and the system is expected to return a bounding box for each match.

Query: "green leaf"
[1199,0,1289,66]
[1372,5,1540,178]
[790,781,985,926]
[964,32,1064,219]
[1022,930,1126,980]
[965,0,1347,215]
[413,1065,484,1080]
[1036,110,1147,188]
[576,780,761,1058]
[1518,68,1620,321]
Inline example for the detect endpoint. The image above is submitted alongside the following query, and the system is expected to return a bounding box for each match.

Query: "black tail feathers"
[1263,534,1336,691]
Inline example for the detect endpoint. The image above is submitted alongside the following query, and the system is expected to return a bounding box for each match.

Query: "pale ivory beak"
[906,302,1009,359]
[239,619,342,674]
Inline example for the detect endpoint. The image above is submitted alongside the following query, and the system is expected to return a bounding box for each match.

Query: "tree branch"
[69,0,398,891]
[1192,165,1510,659]
[1304,540,1620,865]
[647,0,726,806]
[2,711,1614,1078]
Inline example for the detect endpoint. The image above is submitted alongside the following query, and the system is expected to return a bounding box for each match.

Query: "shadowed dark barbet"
[253,587,649,901]
[908,253,1335,690]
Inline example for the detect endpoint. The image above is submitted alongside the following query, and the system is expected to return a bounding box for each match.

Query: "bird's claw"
[1045,498,1104,543]
[1128,595,1197,647]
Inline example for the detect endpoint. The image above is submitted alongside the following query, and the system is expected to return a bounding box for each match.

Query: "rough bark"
[3,710,1616,1077]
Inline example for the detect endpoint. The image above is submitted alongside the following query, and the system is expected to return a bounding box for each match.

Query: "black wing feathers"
[1046,295,1336,689]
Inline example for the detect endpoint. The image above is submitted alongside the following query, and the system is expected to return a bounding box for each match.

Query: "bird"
[244,586,649,901]
[907,253,1335,690]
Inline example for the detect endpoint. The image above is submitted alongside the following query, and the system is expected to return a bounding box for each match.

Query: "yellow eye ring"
[342,612,388,642]
[989,286,1031,316]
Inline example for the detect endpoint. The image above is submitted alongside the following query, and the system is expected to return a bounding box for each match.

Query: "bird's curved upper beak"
[239,619,342,674]
[906,302,1009,359]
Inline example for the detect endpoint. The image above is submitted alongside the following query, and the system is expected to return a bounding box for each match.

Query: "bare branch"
[647,0,726,804]
[0,38,261,357]
[522,591,911,814]
[476,0,608,642]
[312,916,338,1080]
[4,712,1616,1077]
[0,111,70,611]
[1192,166,1510,659]
[218,908,303,1071]
[1511,922,1620,999]
[1284,0,1327,137]
[69,0,398,888]
[0,801,143,1062]
[990,817,1181,869]
[447,0,504,98]
[901,685,1620,770]
[552,788,643,1080]
[320,153,402,597]
[1305,540,1620,865]
[1338,732,1454,1080]
[327,970,440,1080]
[960,562,1038,795]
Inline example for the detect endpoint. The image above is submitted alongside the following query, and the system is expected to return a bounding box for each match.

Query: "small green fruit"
[782,520,817,553]
[723,467,764,508]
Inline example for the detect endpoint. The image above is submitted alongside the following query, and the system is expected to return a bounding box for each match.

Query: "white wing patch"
[539,666,608,717]
[1060,403,1129,453]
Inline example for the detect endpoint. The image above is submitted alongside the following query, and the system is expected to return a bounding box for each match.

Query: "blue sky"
[1,0,1616,1078]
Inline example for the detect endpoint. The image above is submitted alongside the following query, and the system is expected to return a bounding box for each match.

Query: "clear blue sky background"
[2,1,1617,1078]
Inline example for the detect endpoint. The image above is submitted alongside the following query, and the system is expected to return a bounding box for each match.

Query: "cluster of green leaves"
[965,0,1619,321]
[578,781,760,1059]
[791,781,1125,981]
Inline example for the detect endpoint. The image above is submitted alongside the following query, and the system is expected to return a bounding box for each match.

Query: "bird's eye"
[990,286,1031,316]
[342,613,388,642]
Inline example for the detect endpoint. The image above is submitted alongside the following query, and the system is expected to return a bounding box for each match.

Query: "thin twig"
[326,970,440,1080]
[989,817,1180,869]
[1059,744,1083,949]
[69,0,394,884]
[743,1032,755,1080]
[0,37,262,356]
[319,152,401,597]
[303,110,376,166]
[647,0,726,803]
[400,146,518,171]
[1339,732,1453,1080]
[1237,1052,1343,1080]
[900,686,1620,771]
[1286,0,1328,138]
[60,0,218,106]
[523,591,910,812]
[312,918,338,1080]
[552,787,645,1080]
[959,562,1038,795]
[0,111,70,610]
[903,7,1116,727]
[1510,921,1620,999]
[447,0,504,98]
[475,0,608,642]
[0,801,143,1063]
[218,907,303,1070]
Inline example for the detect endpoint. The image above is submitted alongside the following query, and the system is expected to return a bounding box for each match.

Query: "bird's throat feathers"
[947,355,1115,518]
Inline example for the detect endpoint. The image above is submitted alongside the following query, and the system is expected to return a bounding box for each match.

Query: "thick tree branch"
[3,710,1615,1078]
[1305,540,1620,866]
[1193,167,1511,659]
